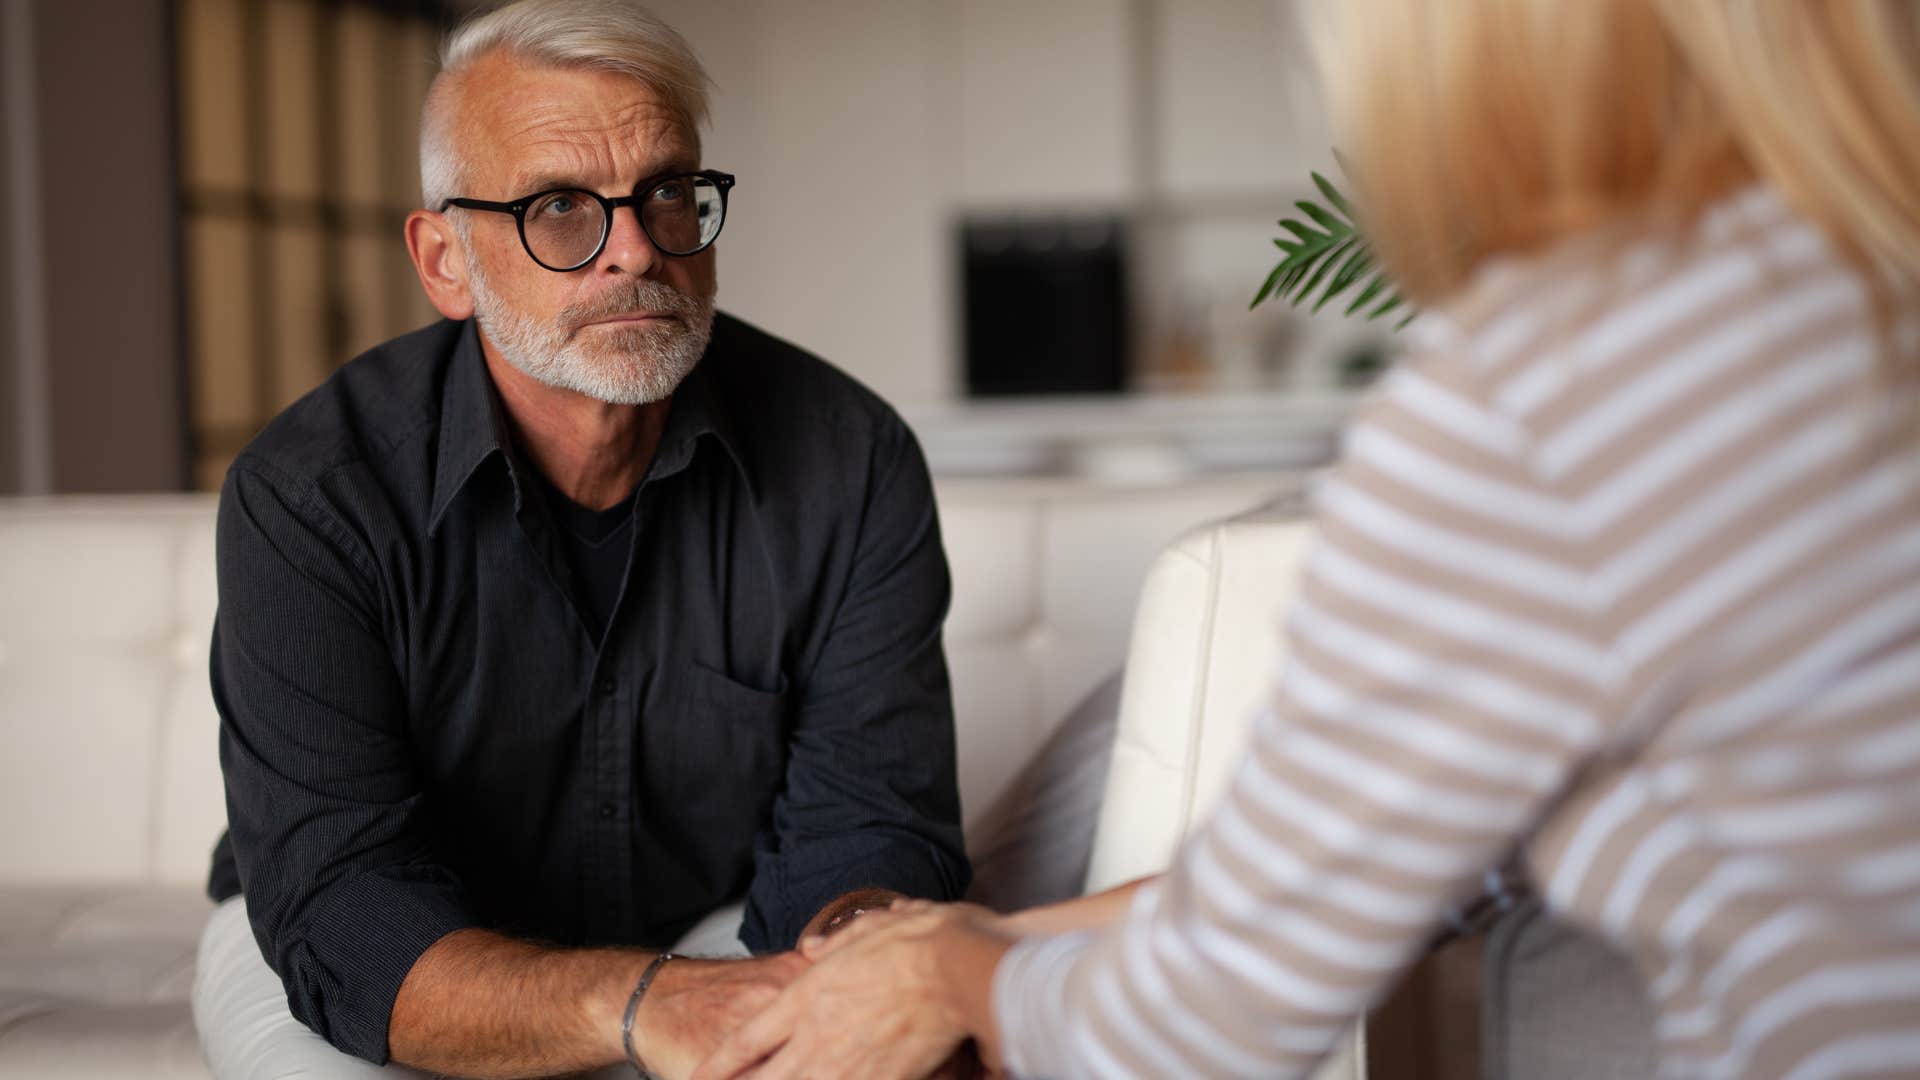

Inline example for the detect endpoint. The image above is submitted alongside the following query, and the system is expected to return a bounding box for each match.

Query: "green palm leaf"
[1252,169,1414,330]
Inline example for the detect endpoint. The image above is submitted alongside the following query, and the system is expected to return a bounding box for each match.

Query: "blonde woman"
[697,2,1920,1078]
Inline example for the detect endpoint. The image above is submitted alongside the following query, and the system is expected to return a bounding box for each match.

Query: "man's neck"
[480,340,670,511]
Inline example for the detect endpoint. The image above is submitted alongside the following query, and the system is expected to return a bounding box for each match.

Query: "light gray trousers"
[192,896,750,1079]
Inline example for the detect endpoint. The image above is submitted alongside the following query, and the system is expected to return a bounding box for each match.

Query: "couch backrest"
[0,476,1295,886]
[935,476,1301,826]
[0,496,221,887]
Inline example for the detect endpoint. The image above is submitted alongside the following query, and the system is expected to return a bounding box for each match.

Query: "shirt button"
[596,678,616,696]
[598,802,617,819]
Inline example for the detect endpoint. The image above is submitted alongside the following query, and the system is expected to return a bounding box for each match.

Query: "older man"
[189,2,968,1077]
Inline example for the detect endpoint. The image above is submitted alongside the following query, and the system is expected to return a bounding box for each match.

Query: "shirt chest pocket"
[667,661,791,826]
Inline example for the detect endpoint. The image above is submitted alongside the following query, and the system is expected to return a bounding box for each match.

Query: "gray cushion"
[1481,898,1659,1080]
[964,672,1123,913]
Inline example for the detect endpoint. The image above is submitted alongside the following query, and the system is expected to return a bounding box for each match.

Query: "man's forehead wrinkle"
[497,101,685,154]
[488,90,695,194]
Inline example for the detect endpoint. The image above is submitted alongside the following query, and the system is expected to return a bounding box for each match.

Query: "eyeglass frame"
[440,169,736,272]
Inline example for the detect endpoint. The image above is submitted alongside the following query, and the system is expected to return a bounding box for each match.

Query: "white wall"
[649,0,1361,410]
[643,0,950,406]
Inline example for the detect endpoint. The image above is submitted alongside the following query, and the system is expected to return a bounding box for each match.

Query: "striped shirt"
[995,186,1920,1079]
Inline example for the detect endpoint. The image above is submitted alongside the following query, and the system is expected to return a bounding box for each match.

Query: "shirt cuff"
[280,864,473,1063]
[742,833,967,952]
[993,930,1099,1079]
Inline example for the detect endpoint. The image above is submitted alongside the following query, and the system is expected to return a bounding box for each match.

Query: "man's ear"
[405,210,476,321]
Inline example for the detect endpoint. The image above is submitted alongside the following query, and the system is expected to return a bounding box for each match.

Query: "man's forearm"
[388,928,648,1079]
[390,927,806,1080]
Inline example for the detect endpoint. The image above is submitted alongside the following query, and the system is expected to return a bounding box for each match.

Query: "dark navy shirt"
[206,315,968,1064]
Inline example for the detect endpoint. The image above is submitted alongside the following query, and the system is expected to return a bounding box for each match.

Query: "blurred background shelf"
[909,387,1358,481]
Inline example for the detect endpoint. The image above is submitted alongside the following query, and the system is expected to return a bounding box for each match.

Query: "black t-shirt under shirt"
[532,469,638,643]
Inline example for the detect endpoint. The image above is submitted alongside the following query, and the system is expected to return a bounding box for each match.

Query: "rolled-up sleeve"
[212,460,473,1063]
[740,422,971,952]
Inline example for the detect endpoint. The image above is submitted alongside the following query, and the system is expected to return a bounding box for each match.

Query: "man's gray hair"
[419,0,713,209]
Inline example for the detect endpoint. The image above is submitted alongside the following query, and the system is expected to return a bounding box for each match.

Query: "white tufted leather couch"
[0,474,1317,1078]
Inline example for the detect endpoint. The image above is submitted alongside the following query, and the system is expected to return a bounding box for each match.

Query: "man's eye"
[532,194,582,219]
[651,182,690,204]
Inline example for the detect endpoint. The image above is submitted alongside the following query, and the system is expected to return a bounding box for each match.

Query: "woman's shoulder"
[1401,185,1876,464]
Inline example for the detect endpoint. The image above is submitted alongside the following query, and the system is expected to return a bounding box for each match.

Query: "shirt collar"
[427,318,747,536]
[429,320,513,536]
[646,337,745,484]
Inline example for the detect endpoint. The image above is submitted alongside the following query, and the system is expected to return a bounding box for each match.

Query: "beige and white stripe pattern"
[995,186,1920,1079]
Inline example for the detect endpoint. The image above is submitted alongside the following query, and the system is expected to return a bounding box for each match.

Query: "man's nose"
[598,203,658,276]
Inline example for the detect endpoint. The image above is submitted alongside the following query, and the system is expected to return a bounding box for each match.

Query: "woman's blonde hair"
[1321,0,1920,304]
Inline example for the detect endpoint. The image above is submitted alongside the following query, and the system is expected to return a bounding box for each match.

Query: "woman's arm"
[987,361,1608,1079]
[995,875,1158,938]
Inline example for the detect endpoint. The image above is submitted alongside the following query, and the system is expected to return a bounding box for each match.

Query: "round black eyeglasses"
[441,170,735,272]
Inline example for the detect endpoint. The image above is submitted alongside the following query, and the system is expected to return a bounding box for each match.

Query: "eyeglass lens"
[523,176,726,268]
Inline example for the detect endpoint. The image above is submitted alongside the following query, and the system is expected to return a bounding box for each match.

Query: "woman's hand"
[693,902,1012,1080]
[797,899,1000,962]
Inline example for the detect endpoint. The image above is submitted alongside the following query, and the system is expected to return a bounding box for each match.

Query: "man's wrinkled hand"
[693,904,1009,1080]
[631,952,809,1080]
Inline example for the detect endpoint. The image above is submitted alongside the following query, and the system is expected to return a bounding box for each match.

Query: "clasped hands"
[642,901,1011,1080]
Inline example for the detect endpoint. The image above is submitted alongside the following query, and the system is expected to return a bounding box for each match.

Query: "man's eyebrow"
[505,171,585,197]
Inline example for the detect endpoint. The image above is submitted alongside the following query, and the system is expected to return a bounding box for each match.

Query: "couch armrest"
[1080,505,1364,1080]
[1084,508,1316,891]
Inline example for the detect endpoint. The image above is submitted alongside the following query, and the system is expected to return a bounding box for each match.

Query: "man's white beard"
[466,256,715,406]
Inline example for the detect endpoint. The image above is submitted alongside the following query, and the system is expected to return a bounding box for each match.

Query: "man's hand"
[632,952,810,1080]
[801,900,997,1080]
[694,903,1012,1080]
[637,889,949,1078]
